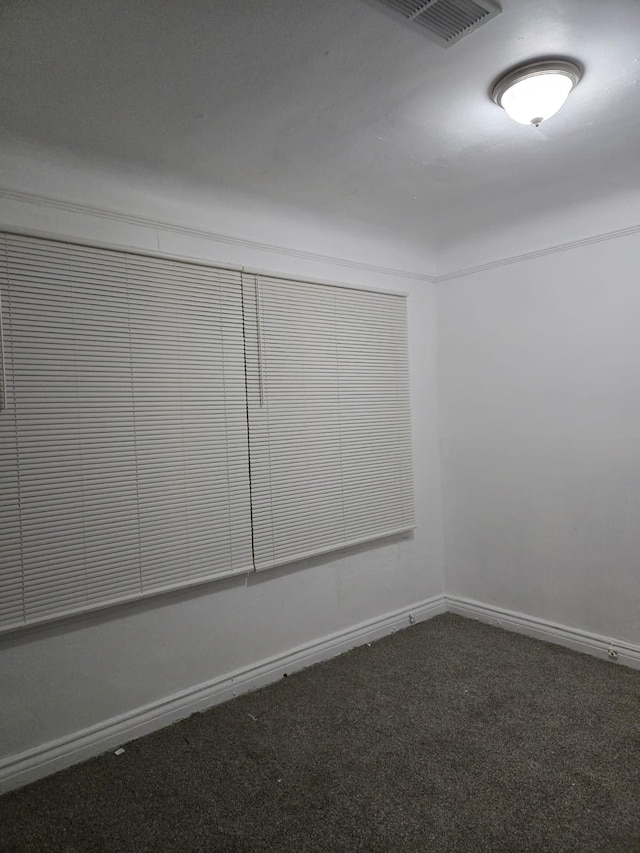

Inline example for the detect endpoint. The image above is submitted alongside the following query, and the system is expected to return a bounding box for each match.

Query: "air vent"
[374,0,502,47]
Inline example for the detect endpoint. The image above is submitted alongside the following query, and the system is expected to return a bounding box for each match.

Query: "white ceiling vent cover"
[373,0,502,47]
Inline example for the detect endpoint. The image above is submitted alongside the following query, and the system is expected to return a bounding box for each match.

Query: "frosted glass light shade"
[492,60,581,127]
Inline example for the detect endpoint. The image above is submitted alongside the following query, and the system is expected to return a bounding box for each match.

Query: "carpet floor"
[1,613,639,852]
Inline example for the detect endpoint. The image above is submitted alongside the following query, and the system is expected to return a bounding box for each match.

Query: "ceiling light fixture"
[492,59,582,127]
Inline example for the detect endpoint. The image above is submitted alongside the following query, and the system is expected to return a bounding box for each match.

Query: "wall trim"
[446,594,640,671]
[4,593,639,794]
[0,187,435,284]
[0,594,446,794]
[435,221,640,282]
[3,188,639,286]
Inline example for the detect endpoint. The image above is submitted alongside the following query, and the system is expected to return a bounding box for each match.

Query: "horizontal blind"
[0,239,23,630]
[125,253,251,594]
[334,287,415,540]
[0,233,252,630]
[245,274,415,571]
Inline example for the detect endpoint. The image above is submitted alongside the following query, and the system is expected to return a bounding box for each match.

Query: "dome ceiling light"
[492,59,582,127]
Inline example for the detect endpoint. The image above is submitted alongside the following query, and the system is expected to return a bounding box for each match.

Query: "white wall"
[0,148,443,783]
[436,186,640,277]
[11,141,640,790]
[438,230,640,646]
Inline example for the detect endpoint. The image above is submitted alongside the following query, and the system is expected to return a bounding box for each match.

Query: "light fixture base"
[491,59,582,106]
[491,58,582,126]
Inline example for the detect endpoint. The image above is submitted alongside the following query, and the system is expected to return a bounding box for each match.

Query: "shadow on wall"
[246,529,414,587]
[0,530,414,654]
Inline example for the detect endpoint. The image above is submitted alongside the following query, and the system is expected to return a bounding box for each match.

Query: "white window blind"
[0,234,415,632]
[243,274,415,571]
[0,233,252,631]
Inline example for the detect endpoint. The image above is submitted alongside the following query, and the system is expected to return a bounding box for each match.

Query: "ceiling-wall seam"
[0,187,437,285]
[435,221,640,282]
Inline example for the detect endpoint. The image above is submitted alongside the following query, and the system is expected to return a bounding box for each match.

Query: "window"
[0,234,414,631]
[0,234,252,629]
[244,274,415,570]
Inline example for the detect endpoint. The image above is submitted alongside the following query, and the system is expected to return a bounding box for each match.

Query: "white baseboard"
[446,594,640,672]
[6,593,637,795]
[0,594,446,794]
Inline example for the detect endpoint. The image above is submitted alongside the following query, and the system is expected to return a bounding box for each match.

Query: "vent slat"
[417,6,485,39]
[383,0,431,16]
[456,0,489,14]
[373,0,500,46]
[417,4,480,35]
[429,3,470,27]
[452,0,491,24]
[407,1,438,20]
[417,7,468,37]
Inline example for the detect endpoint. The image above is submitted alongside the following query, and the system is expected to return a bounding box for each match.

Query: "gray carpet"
[1,613,640,852]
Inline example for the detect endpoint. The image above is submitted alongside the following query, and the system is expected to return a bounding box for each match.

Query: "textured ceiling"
[1,0,639,250]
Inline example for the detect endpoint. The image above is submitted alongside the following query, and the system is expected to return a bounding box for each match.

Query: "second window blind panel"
[244,274,345,569]
[244,274,415,572]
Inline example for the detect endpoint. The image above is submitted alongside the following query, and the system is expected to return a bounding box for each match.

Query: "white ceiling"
[1,0,639,252]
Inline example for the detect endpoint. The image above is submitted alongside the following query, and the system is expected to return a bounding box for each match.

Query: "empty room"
[1,0,639,850]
